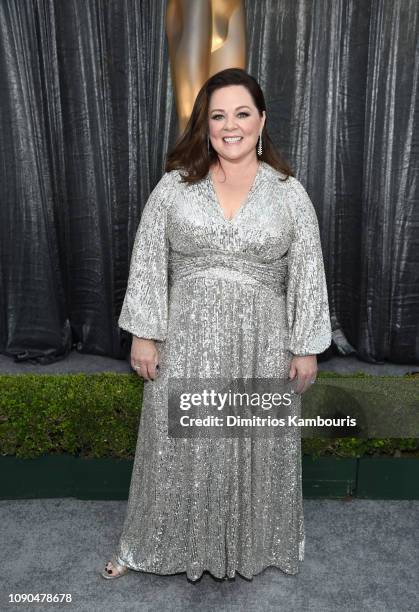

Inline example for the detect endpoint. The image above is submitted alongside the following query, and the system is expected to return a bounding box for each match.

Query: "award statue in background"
[165,0,246,134]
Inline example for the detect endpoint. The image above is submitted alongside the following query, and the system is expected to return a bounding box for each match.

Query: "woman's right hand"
[131,337,159,381]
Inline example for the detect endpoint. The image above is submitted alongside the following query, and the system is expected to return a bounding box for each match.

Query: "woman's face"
[208,85,266,164]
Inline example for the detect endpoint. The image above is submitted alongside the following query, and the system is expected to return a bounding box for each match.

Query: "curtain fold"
[0,0,418,364]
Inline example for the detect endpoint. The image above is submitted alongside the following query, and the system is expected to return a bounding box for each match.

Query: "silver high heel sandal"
[101,554,130,580]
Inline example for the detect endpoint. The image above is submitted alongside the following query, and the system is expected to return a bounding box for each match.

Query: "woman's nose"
[224,117,238,130]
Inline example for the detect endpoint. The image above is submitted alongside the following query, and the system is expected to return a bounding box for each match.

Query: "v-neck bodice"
[207,161,264,223]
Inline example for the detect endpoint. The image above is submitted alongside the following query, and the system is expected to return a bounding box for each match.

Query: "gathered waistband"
[169,252,287,298]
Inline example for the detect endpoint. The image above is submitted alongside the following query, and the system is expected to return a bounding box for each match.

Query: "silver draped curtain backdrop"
[0,0,418,365]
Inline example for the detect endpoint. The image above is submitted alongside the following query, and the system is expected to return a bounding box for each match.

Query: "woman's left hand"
[288,355,317,394]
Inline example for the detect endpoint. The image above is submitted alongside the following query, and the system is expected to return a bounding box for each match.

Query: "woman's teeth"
[223,137,243,144]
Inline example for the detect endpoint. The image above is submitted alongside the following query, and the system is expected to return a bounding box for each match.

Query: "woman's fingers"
[294,372,306,394]
[134,359,159,381]
[289,356,317,394]
[295,370,317,394]
[144,360,159,381]
[131,360,147,379]
[299,374,314,394]
[130,338,159,380]
[132,361,158,381]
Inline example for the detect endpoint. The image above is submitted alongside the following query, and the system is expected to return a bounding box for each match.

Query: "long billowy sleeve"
[118,173,173,341]
[285,178,332,356]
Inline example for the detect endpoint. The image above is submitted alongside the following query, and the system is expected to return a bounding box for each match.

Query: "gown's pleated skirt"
[115,275,305,581]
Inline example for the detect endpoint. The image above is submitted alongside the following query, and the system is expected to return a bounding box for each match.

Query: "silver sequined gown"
[116,160,332,581]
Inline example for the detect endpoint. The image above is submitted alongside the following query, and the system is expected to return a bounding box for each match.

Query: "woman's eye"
[211,112,250,120]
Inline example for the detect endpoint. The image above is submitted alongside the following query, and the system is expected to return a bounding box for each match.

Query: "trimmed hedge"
[0,372,418,459]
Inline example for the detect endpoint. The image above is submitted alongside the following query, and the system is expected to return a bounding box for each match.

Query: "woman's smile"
[222,136,243,145]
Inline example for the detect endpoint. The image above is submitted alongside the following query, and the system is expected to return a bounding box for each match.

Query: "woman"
[102,68,331,582]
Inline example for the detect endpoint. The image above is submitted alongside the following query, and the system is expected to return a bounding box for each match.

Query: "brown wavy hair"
[165,67,294,183]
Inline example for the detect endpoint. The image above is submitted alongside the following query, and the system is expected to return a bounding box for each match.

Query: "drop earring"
[257,132,262,156]
[207,134,210,153]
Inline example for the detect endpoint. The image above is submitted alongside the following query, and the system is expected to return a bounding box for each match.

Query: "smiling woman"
[106,68,332,583]
[166,68,293,182]
[208,93,264,162]
[206,89,267,221]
